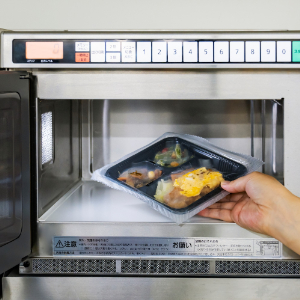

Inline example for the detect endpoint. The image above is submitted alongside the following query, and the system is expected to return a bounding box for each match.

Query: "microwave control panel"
[12,39,300,65]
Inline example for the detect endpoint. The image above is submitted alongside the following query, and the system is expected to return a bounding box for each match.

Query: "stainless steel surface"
[34,70,298,100]
[4,276,300,300]
[3,31,300,69]
[37,100,81,217]
[250,100,254,157]
[102,99,110,165]
[91,99,267,173]
[272,101,278,175]
[19,258,300,276]
[0,72,31,274]
[261,100,266,173]
[33,183,298,259]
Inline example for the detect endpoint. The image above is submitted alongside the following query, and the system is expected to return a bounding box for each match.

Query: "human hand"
[198,172,300,254]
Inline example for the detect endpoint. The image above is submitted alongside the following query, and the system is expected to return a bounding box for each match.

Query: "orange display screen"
[26,42,63,59]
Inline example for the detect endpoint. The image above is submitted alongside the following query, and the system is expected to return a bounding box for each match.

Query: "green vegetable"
[175,144,181,159]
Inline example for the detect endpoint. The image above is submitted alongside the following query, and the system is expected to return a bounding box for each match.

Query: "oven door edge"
[0,71,31,274]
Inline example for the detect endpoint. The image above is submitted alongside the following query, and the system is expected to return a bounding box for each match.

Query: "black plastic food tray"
[105,137,247,214]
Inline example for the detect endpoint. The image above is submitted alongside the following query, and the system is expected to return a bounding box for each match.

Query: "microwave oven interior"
[37,99,283,222]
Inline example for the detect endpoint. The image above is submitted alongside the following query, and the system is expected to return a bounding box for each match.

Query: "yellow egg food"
[173,167,224,197]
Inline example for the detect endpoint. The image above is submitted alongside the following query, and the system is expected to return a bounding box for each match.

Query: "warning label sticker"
[53,237,282,258]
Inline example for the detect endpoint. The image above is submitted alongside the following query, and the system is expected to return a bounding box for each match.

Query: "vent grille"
[41,111,53,165]
[28,259,300,276]
[32,259,116,274]
[121,260,210,274]
[215,261,300,275]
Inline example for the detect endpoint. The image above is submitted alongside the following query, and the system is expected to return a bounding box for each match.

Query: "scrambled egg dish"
[173,167,224,197]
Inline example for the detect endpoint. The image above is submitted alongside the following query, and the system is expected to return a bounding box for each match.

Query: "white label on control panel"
[91,42,105,62]
[75,42,89,52]
[152,42,167,62]
[122,42,136,62]
[106,42,121,52]
[183,42,197,62]
[245,41,260,62]
[137,42,151,62]
[199,42,213,62]
[106,52,121,63]
[230,41,245,62]
[261,41,276,62]
[53,236,282,258]
[168,42,183,62]
[214,41,229,62]
[277,41,291,62]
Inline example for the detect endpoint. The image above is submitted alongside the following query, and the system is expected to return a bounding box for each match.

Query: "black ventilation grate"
[32,259,116,274]
[215,261,300,275]
[121,259,210,274]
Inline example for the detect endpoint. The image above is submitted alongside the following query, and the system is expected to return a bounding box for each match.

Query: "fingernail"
[221,181,230,186]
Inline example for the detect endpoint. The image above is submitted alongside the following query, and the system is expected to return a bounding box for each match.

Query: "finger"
[221,172,261,194]
[209,201,236,210]
[198,208,234,222]
[218,192,245,203]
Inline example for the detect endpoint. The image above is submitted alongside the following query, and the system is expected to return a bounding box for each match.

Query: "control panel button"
[230,41,244,62]
[75,53,90,62]
[183,42,197,62]
[75,42,89,52]
[292,41,300,62]
[106,42,121,52]
[152,42,167,62]
[199,41,213,62]
[277,41,291,62]
[91,42,105,62]
[106,52,121,63]
[214,41,229,62]
[137,42,151,62]
[261,41,276,62]
[122,42,136,62]
[168,42,182,62]
[245,41,260,62]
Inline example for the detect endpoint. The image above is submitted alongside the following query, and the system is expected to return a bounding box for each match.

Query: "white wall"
[0,0,300,31]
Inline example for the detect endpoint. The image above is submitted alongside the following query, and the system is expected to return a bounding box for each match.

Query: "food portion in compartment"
[154,167,224,209]
[118,166,162,189]
[154,143,191,168]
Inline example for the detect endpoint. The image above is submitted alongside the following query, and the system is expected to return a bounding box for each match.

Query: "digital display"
[26,42,63,59]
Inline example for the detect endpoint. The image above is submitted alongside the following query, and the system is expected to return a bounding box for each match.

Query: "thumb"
[221,173,255,194]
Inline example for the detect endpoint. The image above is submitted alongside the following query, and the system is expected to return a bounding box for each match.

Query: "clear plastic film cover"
[91,133,263,224]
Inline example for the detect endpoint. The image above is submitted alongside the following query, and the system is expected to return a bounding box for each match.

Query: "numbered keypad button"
[277,41,291,62]
[152,42,167,62]
[230,41,244,62]
[137,42,151,62]
[168,42,182,62]
[199,41,213,62]
[122,42,136,62]
[261,41,276,62]
[245,41,260,62]
[183,42,197,62]
[214,41,229,62]
[91,42,105,62]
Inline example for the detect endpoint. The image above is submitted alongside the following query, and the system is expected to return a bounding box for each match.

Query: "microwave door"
[0,72,31,274]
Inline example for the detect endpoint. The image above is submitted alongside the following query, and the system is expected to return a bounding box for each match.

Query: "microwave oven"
[1,30,300,300]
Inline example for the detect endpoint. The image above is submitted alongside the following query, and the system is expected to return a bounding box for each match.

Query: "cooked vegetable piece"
[154,167,224,209]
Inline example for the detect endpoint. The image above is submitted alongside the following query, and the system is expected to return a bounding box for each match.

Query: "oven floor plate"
[39,181,220,223]
[3,275,300,300]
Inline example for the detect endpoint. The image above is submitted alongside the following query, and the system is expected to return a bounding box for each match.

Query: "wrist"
[267,195,300,255]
